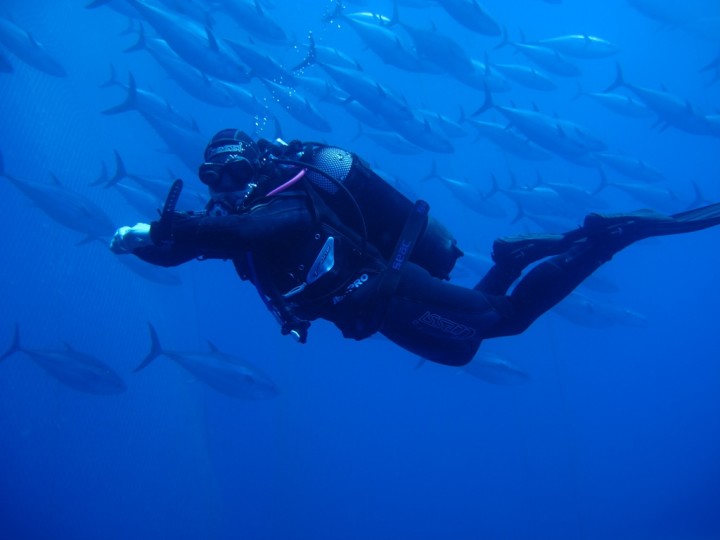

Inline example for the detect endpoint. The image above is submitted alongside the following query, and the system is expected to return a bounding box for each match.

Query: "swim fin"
[491,202,720,270]
[583,202,720,242]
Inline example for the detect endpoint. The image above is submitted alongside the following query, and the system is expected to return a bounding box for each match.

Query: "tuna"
[1,325,126,395]
[135,324,279,399]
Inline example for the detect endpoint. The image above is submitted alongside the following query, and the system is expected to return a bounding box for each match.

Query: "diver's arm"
[111,217,205,267]
[150,193,314,257]
[132,242,199,267]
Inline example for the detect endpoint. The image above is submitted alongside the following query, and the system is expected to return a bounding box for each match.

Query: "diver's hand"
[110,223,152,254]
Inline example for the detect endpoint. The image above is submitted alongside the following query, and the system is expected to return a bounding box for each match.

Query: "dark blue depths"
[0,1,719,539]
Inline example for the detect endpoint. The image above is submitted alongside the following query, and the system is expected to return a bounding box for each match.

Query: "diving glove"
[110,223,152,253]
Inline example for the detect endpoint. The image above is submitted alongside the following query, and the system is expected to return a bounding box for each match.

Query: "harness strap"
[355,200,430,339]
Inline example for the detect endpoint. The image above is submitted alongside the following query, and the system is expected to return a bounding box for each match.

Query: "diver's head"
[198,129,261,197]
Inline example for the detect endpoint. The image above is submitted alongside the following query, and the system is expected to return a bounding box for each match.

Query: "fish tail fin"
[124,22,147,53]
[1,323,22,362]
[118,14,139,37]
[105,149,132,188]
[99,63,120,89]
[134,323,164,372]
[85,0,114,8]
[486,173,501,198]
[321,0,343,24]
[571,81,585,101]
[471,83,494,117]
[351,120,364,142]
[89,160,108,187]
[593,168,609,195]
[457,104,467,125]
[603,61,625,93]
[76,235,102,246]
[420,160,440,183]
[271,115,284,142]
[389,0,399,26]
[698,52,720,74]
[102,72,138,116]
[493,25,509,51]
[686,181,713,210]
[705,69,720,88]
[292,32,317,72]
[510,204,526,225]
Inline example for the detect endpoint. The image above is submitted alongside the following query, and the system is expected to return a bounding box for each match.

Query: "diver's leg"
[475,201,720,297]
[379,264,507,366]
[474,231,585,295]
[485,202,720,337]
[487,239,613,337]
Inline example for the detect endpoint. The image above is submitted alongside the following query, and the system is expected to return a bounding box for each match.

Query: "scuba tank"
[298,144,463,280]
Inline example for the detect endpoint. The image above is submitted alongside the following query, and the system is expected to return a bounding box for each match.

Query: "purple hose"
[266,168,307,197]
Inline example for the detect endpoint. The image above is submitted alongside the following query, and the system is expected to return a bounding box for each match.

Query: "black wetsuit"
[134,142,720,366]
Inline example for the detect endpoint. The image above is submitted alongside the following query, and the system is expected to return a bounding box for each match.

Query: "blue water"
[1,1,719,539]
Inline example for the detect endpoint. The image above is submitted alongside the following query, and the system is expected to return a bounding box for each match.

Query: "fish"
[293,74,350,106]
[537,34,620,59]
[358,129,424,155]
[329,7,437,73]
[1,325,126,395]
[113,254,183,286]
[426,165,507,218]
[453,59,512,92]
[415,108,468,139]
[492,174,576,219]
[136,109,207,173]
[485,56,557,92]
[261,79,332,133]
[127,0,248,84]
[597,171,684,212]
[496,30,581,77]
[553,292,647,328]
[535,173,611,211]
[605,63,714,136]
[214,0,289,46]
[434,0,501,36]
[389,113,455,154]
[109,179,163,217]
[706,114,720,137]
[86,0,139,18]
[135,323,279,399]
[308,44,362,71]
[574,86,653,119]
[596,152,665,184]
[474,86,605,164]
[101,68,199,132]
[1,154,116,241]
[334,99,393,132]
[461,350,530,385]
[392,9,475,77]
[0,15,66,76]
[467,119,553,161]
[0,47,13,72]
[94,149,169,197]
[124,29,241,109]
[628,0,720,40]
[224,37,297,85]
[313,60,413,122]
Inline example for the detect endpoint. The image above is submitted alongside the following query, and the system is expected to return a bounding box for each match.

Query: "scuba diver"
[111,129,720,366]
